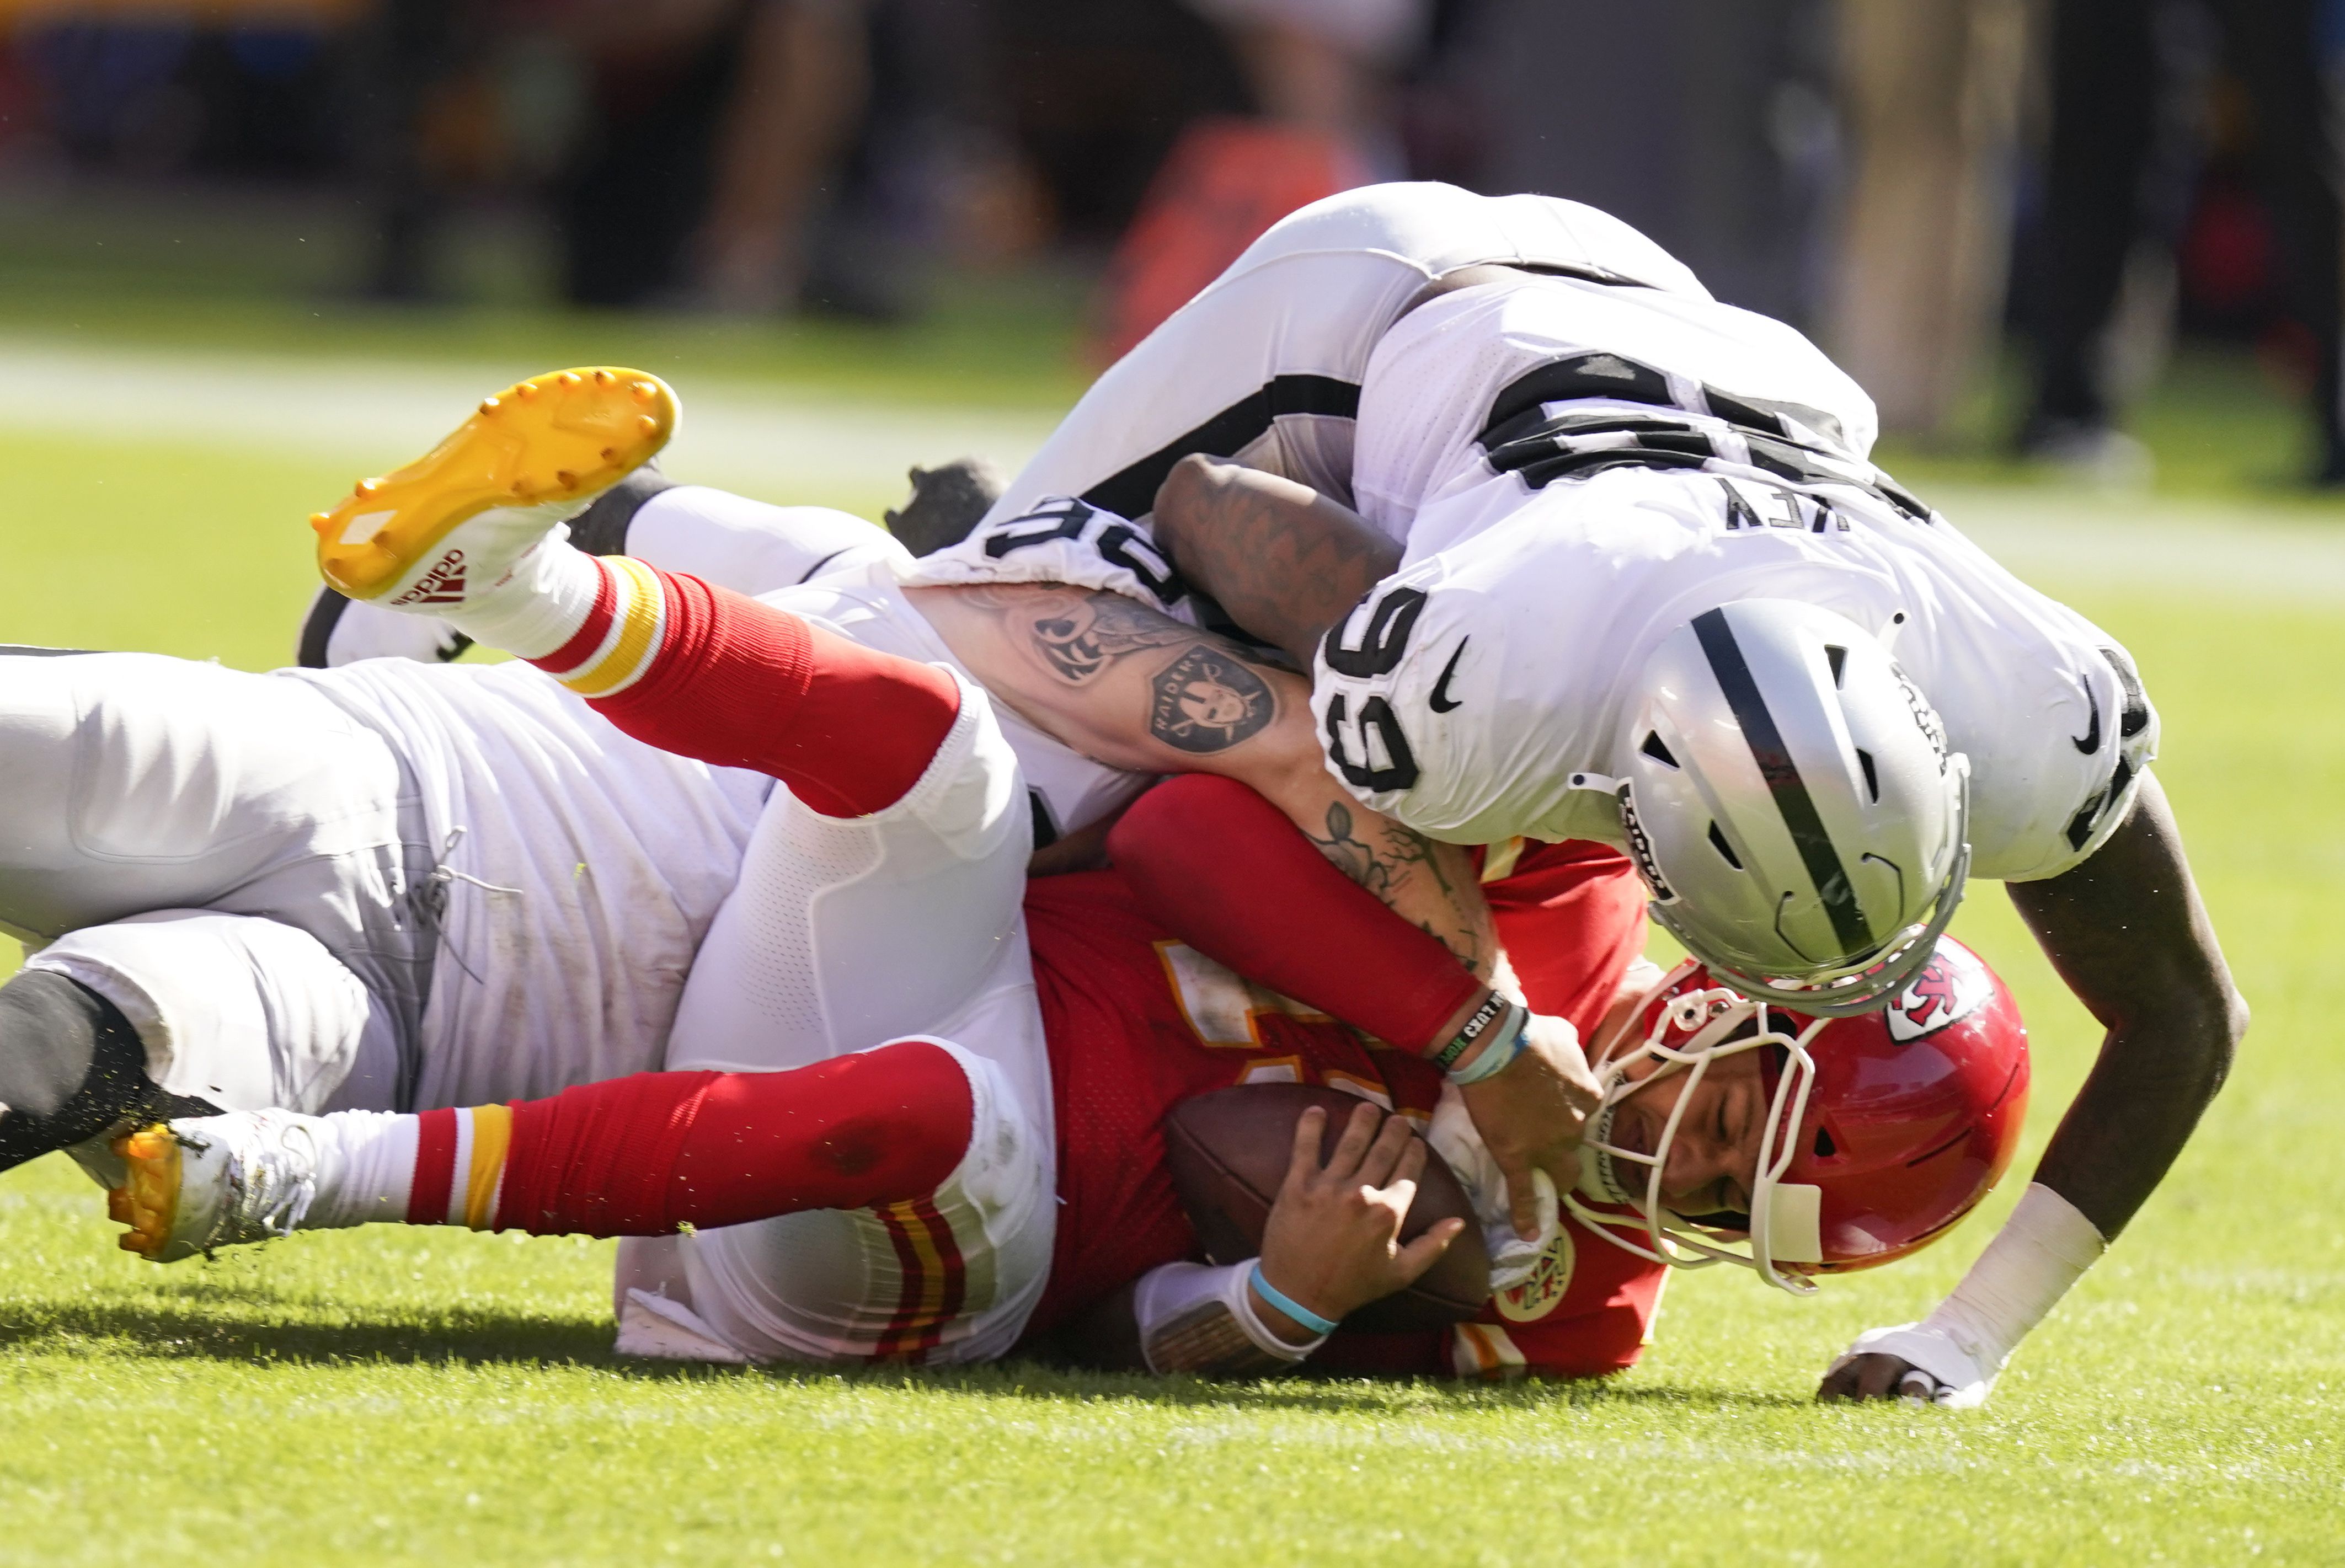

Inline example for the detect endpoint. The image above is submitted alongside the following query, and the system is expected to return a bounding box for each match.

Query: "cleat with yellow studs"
[311,366,678,606]
[108,1111,332,1264]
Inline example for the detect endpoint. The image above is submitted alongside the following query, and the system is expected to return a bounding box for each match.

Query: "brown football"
[1163,1084,1492,1332]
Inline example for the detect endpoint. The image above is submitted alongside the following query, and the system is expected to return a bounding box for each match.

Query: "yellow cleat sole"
[311,366,679,602]
[109,1123,180,1260]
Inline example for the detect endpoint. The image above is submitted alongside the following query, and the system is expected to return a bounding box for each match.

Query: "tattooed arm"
[905,582,1495,976]
[1150,456,1402,667]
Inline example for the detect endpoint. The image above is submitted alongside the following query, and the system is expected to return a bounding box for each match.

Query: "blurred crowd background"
[1,0,2342,483]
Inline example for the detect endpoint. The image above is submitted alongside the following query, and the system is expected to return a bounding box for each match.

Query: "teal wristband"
[1248,1261,1339,1336]
[1446,1004,1527,1086]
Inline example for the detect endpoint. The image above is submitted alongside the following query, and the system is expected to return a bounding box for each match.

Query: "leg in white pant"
[25,909,399,1115]
[624,486,908,595]
[637,592,1055,1365]
[0,652,430,1116]
[660,660,1032,1087]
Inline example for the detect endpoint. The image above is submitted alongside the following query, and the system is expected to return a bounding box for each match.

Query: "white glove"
[1826,1323,1996,1408]
[1824,1184,2106,1411]
[1427,1084,1561,1292]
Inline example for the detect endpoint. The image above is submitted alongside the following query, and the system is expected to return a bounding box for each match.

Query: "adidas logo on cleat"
[392,549,469,607]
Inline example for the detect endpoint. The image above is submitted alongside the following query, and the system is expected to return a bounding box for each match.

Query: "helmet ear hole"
[1825,644,1848,687]
[1706,821,1743,869]
[1641,731,1680,768]
[1813,1123,1837,1158]
[1856,748,1879,802]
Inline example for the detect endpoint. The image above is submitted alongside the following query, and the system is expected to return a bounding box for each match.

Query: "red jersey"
[1019,866,1666,1379]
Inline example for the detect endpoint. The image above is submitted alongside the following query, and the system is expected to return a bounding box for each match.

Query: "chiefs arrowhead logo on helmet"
[1884,942,1994,1042]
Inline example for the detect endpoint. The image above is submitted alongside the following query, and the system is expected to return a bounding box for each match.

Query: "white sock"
[301,1110,420,1230]
[439,525,608,661]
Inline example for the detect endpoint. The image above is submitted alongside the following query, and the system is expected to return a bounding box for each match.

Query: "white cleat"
[108,1111,334,1264]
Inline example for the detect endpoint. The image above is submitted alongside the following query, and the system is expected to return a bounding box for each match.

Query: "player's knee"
[909,1038,1050,1220]
[25,911,377,1115]
[0,968,194,1171]
[0,969,136,1123]
[843,1038,980,1169]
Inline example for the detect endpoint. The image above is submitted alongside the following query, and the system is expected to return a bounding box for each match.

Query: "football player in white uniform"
[891,181,2243,1408]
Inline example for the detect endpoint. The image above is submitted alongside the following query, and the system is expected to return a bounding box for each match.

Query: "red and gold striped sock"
[525,554,670,697]
[405,1104,518,1230]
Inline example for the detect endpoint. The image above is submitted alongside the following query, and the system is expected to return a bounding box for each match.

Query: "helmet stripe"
[1690,608,1874,957]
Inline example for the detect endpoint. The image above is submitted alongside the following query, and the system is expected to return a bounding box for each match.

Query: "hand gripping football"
[1163,1084,1492,1332]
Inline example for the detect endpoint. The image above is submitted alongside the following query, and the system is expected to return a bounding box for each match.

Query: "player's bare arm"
[1149,455,1402,666]
[905,580,1494,976]
[1820,777,2246,1401]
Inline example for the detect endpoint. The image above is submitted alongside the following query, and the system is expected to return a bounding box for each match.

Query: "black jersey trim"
[1479,352,1676,447]
[1080,373,1361,520]
[1692,608,1873,956]
[0,643,100,657]
[795,546,853,585]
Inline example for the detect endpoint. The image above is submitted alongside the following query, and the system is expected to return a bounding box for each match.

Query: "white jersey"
[292,659,771,1107]
[1312,279,2156,881]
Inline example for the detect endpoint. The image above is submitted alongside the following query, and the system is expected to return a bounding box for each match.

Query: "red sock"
[533,564,962,817]
[412,1040,976,1237]
[1107,774,1483,1055]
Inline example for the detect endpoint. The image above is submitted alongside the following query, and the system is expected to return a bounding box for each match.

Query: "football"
[1163,1084,1493,1332]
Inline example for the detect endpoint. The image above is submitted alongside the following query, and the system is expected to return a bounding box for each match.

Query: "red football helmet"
[1563,935,2030,1293]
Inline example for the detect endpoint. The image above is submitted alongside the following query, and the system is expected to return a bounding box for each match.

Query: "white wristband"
[1134,1261,1323,1374]
[1925,1182,2104,1369]
[1834,1184,2105,1407]
[1225,1264,1327,1361]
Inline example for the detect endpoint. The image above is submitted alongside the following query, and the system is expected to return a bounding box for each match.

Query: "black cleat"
[885,458,1006,558]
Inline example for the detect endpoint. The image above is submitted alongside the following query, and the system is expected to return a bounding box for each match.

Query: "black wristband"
[1430,993,1509,1072]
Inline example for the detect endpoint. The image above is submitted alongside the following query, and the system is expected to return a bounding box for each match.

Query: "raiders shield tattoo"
[1148,645,1274,753]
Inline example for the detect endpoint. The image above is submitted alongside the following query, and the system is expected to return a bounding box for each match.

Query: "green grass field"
[1,244,2343,1562]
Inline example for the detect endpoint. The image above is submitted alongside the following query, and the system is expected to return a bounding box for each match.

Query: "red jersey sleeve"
[1480,839,1650,1040]
[1108,774,1482,1055]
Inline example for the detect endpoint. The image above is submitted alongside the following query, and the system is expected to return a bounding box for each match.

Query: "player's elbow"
[2208,983,2249,1091]
[2154,971,2247,1104]
[1151,454,1226,563]
[1155,452,1224,514]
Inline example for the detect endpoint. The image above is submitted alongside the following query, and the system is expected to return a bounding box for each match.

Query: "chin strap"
[1828,1183,2106,1407]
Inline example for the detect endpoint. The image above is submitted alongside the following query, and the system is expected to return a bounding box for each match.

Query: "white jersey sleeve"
[1310,467,2159,883]
[900,495,1202,627]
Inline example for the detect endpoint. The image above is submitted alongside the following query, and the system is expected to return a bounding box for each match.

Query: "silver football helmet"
[1590,599,1970,1016]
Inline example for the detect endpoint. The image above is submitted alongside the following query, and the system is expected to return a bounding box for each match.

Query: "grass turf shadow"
[0,1294,1805,1412]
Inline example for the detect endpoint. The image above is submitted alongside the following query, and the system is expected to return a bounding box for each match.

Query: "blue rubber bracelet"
[1248,1261,1339,1337]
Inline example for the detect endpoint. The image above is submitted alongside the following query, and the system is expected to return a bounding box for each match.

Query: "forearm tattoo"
[1307,801,1482,972]
[1027,591,1192,683]
[978,586,1283,756]
[1157,464,1403,662]
[1147,645,1275,753]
